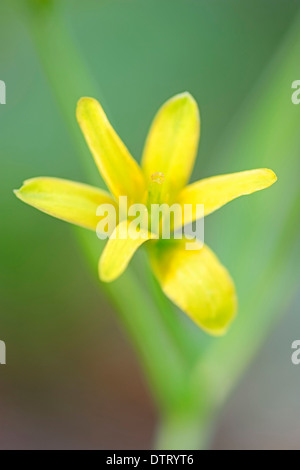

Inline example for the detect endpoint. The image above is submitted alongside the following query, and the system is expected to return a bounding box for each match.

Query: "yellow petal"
[99,220,157,282]
[14,177,118,232]
[176,168,277,228]
[76,97,146,205]
[142,92,200,204]
[149,240,237,335]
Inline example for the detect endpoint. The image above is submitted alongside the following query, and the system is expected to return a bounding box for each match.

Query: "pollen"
[151,172,165,184]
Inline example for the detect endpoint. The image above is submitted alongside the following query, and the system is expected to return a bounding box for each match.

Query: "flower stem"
[155,414,212,451]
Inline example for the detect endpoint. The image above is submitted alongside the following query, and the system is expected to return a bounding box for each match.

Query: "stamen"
[147,172,166,235]
[148,172,165,206]
[151,172,165,185]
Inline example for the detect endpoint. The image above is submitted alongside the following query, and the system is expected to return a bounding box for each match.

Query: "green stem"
[155,413,213,450]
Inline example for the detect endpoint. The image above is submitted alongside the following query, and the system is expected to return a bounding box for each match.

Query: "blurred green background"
[1,0,300,449]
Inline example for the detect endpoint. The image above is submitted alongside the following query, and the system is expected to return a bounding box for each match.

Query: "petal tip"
[76,96,99,120]
[198,288,238,336]
[77,96,95,106]
[204,307,237,337]
[257,168,277,189]
[204,326,228,337]
[98,260,116,283]
[264,168,277,184]
[174,91,194,101]
[169,91,198,109]
[13,185,27,200]
[13,178,42,196]
[171,91,200,124]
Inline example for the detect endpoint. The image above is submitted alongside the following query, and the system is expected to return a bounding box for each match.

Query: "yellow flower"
[14,93,277,335]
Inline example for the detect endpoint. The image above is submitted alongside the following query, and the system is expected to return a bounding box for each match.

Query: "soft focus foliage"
[1,0,300,450]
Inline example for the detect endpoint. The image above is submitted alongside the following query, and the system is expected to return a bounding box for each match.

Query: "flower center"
[151,172,165,185]
[146,172,167,235]
[148,172,165,206]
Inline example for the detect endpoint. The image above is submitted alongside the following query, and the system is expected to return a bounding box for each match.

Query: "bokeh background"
[1,0,300,449]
